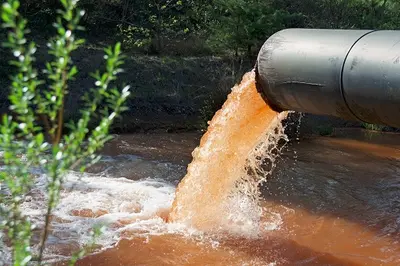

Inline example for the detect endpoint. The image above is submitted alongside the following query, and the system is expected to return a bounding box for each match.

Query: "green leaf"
[1,3,13,15]
[1,12,11,23]
[68,66,78,78]
[60,0,68,9]
[12,0,19,10]
[114,42,121,54]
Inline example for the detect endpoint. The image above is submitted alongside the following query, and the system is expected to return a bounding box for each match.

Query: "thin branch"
[37,204,52,264]
[39,114,54,143]
[54,71,67,144]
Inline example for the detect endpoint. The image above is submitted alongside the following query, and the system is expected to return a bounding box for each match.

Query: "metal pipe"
[255,29,400,128]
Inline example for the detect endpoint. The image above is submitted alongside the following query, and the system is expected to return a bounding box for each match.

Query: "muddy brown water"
[67,129,400,266]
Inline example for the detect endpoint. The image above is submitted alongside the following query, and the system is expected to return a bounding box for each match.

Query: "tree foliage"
[12,0,400,56]
[207,0,306,56]
[273,0,400,29]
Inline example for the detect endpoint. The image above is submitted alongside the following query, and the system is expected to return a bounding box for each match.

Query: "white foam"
[0,171,201,264]
[1,142,286,265]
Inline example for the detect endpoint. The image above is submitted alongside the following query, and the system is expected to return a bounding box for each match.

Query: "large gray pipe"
[255,29,400,128]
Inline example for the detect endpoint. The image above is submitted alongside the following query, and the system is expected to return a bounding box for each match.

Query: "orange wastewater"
[168,71,288,233]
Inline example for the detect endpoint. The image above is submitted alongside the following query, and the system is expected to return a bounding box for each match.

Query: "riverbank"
[0,43,396,136]
[0,41,252,132]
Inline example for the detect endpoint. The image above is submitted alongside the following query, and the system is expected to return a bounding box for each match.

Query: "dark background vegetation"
[1,0,400,134]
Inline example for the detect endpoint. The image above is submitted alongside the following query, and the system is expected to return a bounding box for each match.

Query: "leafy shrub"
[0,0,130,264]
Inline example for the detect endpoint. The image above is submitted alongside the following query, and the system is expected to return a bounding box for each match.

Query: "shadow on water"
[263,130,400,230]
[85,133,201,184]
[99,133,201,165]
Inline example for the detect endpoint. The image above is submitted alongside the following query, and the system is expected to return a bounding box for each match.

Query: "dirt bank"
[0,43,395,136]
[0,42,253,132]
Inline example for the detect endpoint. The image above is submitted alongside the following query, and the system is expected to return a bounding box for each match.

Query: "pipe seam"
[340,30,377,124]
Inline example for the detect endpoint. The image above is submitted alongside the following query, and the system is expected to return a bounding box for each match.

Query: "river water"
[1,130,399,265]
[3,128,393,266]
[73,129,400,266]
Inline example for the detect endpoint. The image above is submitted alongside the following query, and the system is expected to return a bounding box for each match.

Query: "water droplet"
[108,112,116,120]
[13,50,21,57]
[122,85,130,94]
[41,142,49,149]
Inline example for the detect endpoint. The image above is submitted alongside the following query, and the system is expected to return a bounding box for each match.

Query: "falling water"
[169,71,289,236]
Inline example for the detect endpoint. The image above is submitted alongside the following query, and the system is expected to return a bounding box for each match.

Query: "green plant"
[116,0,193,53]
[362,122,385,131]
[207,0,306,57]
[0,0,130,265]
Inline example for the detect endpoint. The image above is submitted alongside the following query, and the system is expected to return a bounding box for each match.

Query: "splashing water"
[0,166,197,265]
[169,71,288,236]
